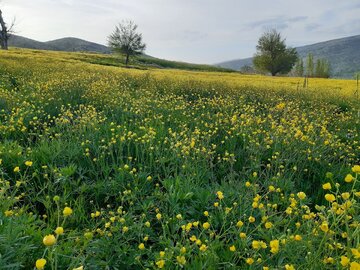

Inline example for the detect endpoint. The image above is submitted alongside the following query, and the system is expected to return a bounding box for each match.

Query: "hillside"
[8,35,110,53]
[217,35,360,78]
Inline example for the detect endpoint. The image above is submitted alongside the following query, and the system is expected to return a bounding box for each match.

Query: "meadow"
[0,48,359,270]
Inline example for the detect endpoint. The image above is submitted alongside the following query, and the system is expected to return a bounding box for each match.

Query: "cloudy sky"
[2,0,360,64]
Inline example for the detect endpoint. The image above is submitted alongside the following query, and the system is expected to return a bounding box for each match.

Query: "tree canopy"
[253,29,298,76]
[108,20,146,66]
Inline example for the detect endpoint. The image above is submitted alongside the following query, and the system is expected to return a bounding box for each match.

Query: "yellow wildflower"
[156,259,165,269]
[203,222,210,230]
[54,227,64,235]
[63,207,73,216]
[43,234,56,246]
[35,258,47,270]
[322,183,331,190]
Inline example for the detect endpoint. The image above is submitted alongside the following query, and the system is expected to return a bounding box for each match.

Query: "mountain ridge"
[8,35,111,54]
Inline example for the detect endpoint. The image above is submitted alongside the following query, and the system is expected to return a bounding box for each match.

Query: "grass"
[0,48,359,270]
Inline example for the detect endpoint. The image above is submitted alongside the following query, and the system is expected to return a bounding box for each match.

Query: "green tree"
[253,29,298,76]
[306,53,314,77]
[293,58,304,77]
[315,59,331,78]
[108,20,146,66]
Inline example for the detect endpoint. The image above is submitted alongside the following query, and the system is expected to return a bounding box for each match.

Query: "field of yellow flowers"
[0,48,360,270]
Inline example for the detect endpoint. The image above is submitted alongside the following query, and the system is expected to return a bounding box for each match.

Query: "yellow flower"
[216,191,224,200]
[145,221,150,227]
[229,245,236,252]
[325,194,336,202]
[203,222,210,230]
[276,102,286,110]
[341,192,350,200]
[54,227,64,235]
[322,182,331,190]
[73,267,84,270]
[214,202,219,207]
[239,232,247,239]
[156,259,165,269]
[180,247,186,254]
[63,206,73,216]
[340,256,350,266]
[352,165,360,174]
[138,243,145,250]
[285,264,295,270]
[297,192,306,200]
[345,174,354,183]
[248,216,255,223]
[156,213,162,220]
[146,175,152,181]
[236,220,244,227]
[323,257,335,264]
[252,240,267,249]
[25,161,33,167]
[320,222,329,232]
[265,221,273,229]
[176,256,186,265]
[176,214,182,220]
[350,262,360,270]
[245,181,251,187]
[4,210,13,217]
[351,248,360,259]
[43,234,56,246]
[246,258,254,265]
[122,226,129,233]
[270,240,279,254]
[294,235,302,241]
[199,244,207,252]
[13,166,20,173]
[203,211,209,216]
[35,258,47,270]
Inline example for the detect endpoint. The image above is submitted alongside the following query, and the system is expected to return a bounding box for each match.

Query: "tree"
[0,8,15,50]
[315,59,331,78]
[108,20,146,66]
[306,53,314,77]
[293,58,304,77]
[253,29,298,76]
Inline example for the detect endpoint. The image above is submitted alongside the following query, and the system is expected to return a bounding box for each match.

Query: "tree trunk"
[0,9,9,50]
[125,54,129,66]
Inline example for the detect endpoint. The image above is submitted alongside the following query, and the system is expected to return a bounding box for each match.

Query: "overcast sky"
[2,0,360,64]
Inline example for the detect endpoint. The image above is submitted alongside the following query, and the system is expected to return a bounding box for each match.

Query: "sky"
[1,0,360,64]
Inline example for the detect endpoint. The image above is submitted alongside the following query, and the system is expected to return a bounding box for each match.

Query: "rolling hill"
[217,35,360,78]
[8,35,111,53]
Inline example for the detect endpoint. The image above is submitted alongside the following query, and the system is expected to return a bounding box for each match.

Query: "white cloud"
[1,0,359,63]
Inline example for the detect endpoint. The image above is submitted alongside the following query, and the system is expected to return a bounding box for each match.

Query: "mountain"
[216,35,360,78]
[8,35,111,54]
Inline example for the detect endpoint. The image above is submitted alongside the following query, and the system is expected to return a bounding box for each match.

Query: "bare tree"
[108,20,146,66]
[0,8,15,50]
